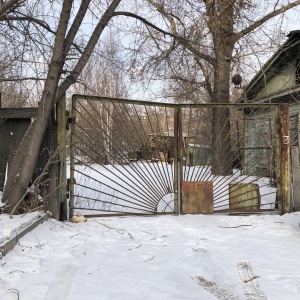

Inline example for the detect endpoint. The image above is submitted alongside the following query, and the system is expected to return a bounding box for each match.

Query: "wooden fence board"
[0,120,11,190]
[0,108,38,119]
[291,146,300,211]
[45,109,60,220]
[7,119,31,175]
[0,108,61,220]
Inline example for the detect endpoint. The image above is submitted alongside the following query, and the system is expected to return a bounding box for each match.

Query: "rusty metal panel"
[229,183,260,210]
[181,181,213,214]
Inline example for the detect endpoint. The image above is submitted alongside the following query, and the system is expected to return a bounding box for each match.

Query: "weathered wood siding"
[253,60,297,101]
[0,108,61,219]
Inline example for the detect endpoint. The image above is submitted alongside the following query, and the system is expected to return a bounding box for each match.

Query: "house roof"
[246,30,300,102]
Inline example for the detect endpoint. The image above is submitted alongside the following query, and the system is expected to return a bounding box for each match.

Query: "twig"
[20,205,44,217]
[218,224,252,228]
[128,244,141,250]
[244,275,260,283]
[8,288,20,300]
[144,257,154,263]
[34,234,41,249]
[93,220,135,240]
[9,270,25,274]
[9,146,62,218]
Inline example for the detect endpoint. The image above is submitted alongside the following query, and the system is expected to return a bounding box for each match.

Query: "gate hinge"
[66,111,74,130]
[66,178,70,199]
[66,178,76,199]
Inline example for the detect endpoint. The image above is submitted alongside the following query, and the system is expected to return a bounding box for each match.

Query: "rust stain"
[181,182,213,214]
[229,183,260,210]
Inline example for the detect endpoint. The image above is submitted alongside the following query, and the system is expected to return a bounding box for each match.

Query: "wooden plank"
[181,181,213,214]
[278,104,291,213]
[39,109,60,220]
[291,146,300,211]
[57,95,67,220]
[0,108,38,119]
[7,119,31,177]
[0,120,11,190]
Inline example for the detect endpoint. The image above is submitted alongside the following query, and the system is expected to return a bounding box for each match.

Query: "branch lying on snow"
[9,270,25,274]
[8,288,20,300]
[20,205,44,217]
[218,224,252,229]
[92,220,135,241]
[9,146,62,218]
[244,275,260,283]
[143,257,154,263]
[128,244,141,251]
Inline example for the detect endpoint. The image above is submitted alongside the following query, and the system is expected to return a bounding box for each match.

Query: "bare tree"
[72,31,129,164]
[113,0,300,175]
[2,0,122,213]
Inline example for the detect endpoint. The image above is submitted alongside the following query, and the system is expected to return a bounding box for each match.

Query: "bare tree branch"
[0,77,46,82]
[234,1,300,41]
[63,0,91,56]
[113,11,216,65]
[0,0,23,18]
[57,0,122,99]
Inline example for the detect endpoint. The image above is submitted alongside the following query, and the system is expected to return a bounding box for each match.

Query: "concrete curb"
[0,212,49,258]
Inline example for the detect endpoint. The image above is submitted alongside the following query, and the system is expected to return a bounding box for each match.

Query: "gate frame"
[67,94,290,218]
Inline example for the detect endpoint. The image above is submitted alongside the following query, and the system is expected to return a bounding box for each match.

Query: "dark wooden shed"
[0,107,61,219]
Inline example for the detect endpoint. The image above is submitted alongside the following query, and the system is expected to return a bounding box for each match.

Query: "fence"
[68,95,291,217]
[0,95,293,220]
[0,107,61,219]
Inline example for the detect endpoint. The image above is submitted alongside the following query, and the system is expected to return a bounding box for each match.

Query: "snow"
[0,212,43,245]
[71,162,277,215]
[0,212,300,299]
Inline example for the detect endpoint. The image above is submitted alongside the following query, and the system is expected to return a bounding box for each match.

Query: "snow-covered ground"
[0,212,43,245]
[0,212,300,300]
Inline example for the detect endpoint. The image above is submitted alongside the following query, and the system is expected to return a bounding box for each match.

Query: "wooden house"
[243,30,300,210]
[244,30,300,147]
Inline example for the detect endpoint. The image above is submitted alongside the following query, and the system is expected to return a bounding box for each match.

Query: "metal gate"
[68,95,290,217]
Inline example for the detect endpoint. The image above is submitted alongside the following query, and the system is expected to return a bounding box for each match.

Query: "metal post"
[178,107,183,214]
[276,104,290,214]
[174,107,179,214]
[57,94,67,220]
[69,97,77,219]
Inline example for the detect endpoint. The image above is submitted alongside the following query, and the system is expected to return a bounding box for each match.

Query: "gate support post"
[57,94,67,220]
[174,107,179,214]
[69,97,77,219]
[178,107,183,214]
[276,104,290,214]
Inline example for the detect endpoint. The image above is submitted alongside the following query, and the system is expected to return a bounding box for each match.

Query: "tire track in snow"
[236,261,267,300]
[192,245,242,296]
[193,276,240,300]
[44,263,78,300]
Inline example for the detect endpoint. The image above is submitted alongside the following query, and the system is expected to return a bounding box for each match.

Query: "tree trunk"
[211,41,234,175]
[2,0,122,216]
[2,0,73,213]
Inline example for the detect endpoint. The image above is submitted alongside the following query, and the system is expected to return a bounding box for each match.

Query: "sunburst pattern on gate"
[70,97,177,215]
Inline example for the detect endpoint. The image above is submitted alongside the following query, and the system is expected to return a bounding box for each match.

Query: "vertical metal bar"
[57,94,67,220]
[174,107,179,214]
[69,97,77,219]
[280,104,290,213]
[178,107,183,214]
